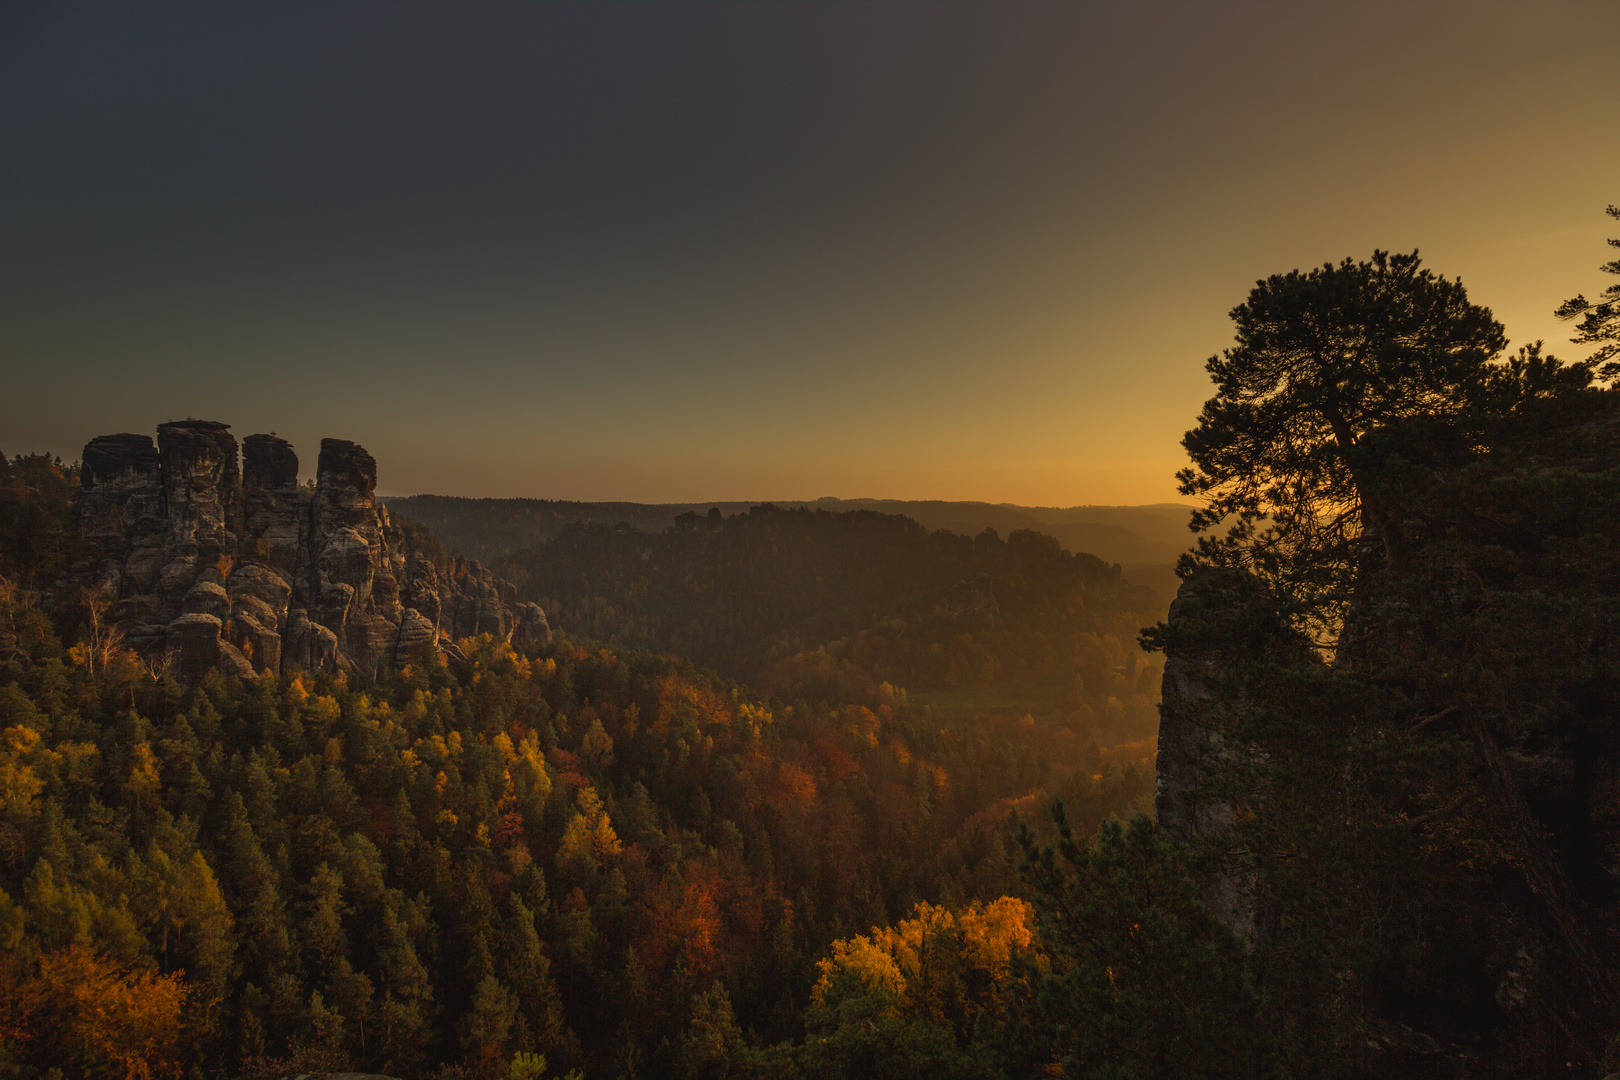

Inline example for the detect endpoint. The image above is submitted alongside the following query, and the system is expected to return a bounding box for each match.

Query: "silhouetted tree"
[1556,203,1620,376]
[1178,250,1506,634]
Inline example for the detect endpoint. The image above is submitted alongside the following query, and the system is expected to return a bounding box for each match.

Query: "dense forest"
[0,453,1159,1079]
[2,204,1619,1079]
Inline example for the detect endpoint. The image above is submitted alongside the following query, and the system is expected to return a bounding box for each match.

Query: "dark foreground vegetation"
[1144,211,1620,1077]
[0,204,1617,1079]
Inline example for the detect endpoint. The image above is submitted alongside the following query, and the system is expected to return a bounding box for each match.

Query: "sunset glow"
[4,2,1615,504]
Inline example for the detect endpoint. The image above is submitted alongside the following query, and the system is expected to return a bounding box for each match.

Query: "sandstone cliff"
[76,420,548,679]
[1152,569,1296,941]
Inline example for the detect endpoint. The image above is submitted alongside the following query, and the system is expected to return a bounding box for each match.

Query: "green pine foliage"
[1014,812,1276,1080]
[0,453,79,589]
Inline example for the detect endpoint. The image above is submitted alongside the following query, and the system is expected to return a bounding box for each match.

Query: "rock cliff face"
[1154,574,1255,939]
[76,421,549,679]
[1154,568,1318,941]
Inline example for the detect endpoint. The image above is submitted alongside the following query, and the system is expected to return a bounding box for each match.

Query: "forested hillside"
[0,452,1157,1079]
[488,506,1166,743]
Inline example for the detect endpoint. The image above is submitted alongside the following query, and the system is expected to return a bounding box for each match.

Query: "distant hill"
[382,494,1198,598]
[798,499,1194,563]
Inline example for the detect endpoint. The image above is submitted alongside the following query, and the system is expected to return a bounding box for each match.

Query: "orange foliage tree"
[0,945,188,1079]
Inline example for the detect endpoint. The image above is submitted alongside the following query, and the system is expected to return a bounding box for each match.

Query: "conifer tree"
[1178,251,1506,635]
[1556,203,1620,375]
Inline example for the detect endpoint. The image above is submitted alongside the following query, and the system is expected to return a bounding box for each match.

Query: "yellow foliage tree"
[810,933,906,1014]
[0,724,46,822]
[810,897,1039,1039]
[579,717,615,772]
[557,787,621,876]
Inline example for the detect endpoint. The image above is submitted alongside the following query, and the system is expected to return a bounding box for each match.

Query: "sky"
[2,2,1616,505]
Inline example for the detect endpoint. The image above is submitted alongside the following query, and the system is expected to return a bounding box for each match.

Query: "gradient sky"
[3,2,1616,504]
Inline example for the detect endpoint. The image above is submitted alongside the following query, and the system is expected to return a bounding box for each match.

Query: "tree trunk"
[1320,405,1405,566]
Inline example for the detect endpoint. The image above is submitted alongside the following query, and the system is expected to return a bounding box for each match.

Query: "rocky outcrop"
[78,432,169,649]
[75,421,549,679]
[1154,569,1316,941]
[1154,575,1254,939]
[242,434,302,576]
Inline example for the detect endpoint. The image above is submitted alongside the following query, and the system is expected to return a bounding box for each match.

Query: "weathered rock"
[448,559,515,639]
[227,564,293,618]
[157,554,199,604]
[181,580,231,619]
[403,552,443,625]
[78,433,167,602]
[1155,570,1324,942]
[393,607,440,667]
[157,420,239,562]
[1156,573,1266,941]
[242,432,298,488]
[217,639,258,680]
[311,440,395,669]
[76,421,538,679]
[233,611,281,675]
[513,601,552,647]
[346,610,398,672]
[285,609,344,674]
[242,434,303,575]
[81,433,162,492]
[168,613,222,681]
[232,593,280,629]
[1155,597,1227,843]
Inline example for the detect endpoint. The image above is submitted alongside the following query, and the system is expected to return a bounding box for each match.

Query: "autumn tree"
[766,896,1043,1079]
[0,945,188,1079]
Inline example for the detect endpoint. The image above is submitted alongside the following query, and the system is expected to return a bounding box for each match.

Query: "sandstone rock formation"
[1154,574,1256,939]
[76,421,549,679]
[1153,569,1314,941]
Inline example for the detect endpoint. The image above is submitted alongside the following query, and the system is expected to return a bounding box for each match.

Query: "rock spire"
[76,421,548,679]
